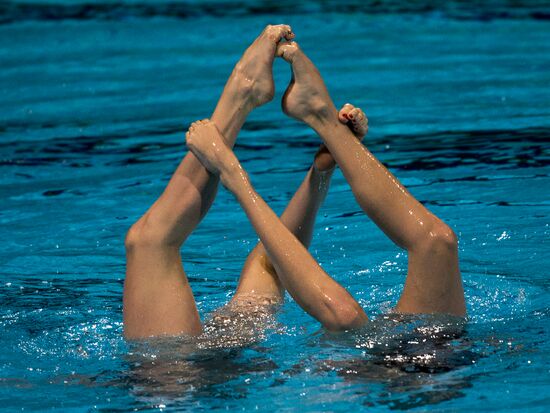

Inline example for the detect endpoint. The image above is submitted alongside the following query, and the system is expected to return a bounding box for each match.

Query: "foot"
[276,41,336,125]
[314,104,369,171]
[210,25,293,147]
[186,119,236,176]
[228,25,294,109]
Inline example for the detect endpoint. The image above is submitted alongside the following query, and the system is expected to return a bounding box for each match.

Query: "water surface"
[1,1,549,411]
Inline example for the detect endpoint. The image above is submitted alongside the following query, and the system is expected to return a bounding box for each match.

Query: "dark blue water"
[1,1,549,411]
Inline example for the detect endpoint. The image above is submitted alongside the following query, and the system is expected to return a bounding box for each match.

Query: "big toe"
[264,24,294,42]
[338,103,355,123]
[350,108,369,137]
[276,41,301,62]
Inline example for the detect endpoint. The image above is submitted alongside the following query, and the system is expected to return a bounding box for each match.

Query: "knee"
[124,218,147,251]
[323,300,368,332]
[330,309,365,332]
[419,220,458,253]
[124,213,173,251]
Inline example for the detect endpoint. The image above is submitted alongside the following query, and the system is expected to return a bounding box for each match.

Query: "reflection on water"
[123,346,277,402]
[115,314,480,410]
[121,301,283,403]
[320,316,477,410]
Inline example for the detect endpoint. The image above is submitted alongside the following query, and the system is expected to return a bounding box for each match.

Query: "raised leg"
[228,166,333,306]
[187,120,369,331]
[123,25,294,339]
[229,105,369,308]
[277,41,466,316]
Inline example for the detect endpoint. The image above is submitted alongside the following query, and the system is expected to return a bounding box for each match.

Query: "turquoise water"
[1,1,549,411]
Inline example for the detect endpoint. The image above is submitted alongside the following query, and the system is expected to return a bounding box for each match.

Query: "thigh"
[123,246,202,338]
[230,245,284,305]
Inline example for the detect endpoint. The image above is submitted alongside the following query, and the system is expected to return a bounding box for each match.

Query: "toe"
[353,109,363,124]
[277,24,294,40]
[284,26,295,41]
[276,41,299,62]
[338,103,355,123]
[185,131,194,147]
[355,109,368,129]
[360,123,369,137]
[360,117,369,134]
[265,24,294,42]
[338,111,348,123]
[355,118,369,137]
[344,107,368,137]
[348,107,360,121]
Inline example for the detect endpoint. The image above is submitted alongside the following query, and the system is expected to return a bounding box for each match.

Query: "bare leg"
[229,165,333,306]
[276,42,466,316]
[229,105,368,307]
[187,120,369,331]
[123,25,295,339]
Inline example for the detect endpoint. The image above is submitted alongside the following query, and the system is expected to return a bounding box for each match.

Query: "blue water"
[1,1,549,411]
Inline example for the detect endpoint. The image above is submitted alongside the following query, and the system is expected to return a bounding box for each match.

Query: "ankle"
[220,160,249,191]
[310,118,340,139]
[305,101,338,129]
[230,65,275,108]
[220,71,256,111]
[312,162,336,175]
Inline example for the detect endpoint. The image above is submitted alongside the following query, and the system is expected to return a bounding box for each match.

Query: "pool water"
[1,1,549,411]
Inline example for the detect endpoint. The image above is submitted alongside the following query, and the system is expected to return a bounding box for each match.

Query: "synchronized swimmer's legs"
[229,154,333,306]
[276,41,466,317]
[123,25,294,339]
[229,104,368,307]
[187,120,370,331]
[124,28,466,339]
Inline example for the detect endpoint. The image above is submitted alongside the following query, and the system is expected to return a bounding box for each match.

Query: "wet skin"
[186,41,465,331]
[277,41,466,318]
[123,25,295,339]
[124,26,465,339]
[123,24,369,339]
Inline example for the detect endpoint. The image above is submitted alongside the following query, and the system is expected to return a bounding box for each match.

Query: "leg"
[230,105,368,306]
[187,120,369,331]
[123,25,294,339]
[229,165,333,305]
[277,42,466,316]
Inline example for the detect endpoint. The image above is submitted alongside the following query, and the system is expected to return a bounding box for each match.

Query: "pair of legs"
[123,25,364,338]
[185,41,466,331]
[123,26,466,339]
[273,41,465,322]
